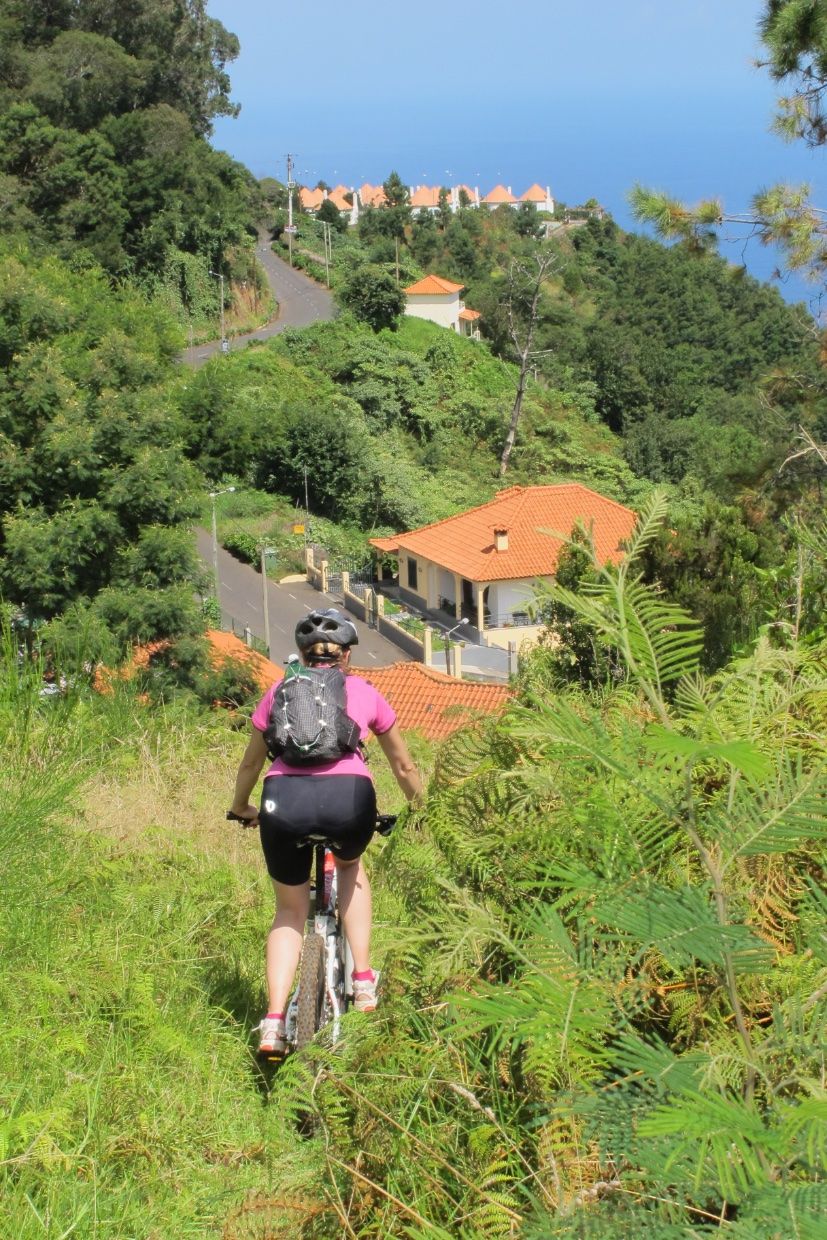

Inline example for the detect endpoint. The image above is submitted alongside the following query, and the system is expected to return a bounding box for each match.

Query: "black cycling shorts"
[258,774,377,886]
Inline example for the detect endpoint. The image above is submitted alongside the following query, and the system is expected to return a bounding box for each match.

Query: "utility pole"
[260,545,275,657]
[395,235,400,282]
[286,152,295,267]
[322,221,331,287]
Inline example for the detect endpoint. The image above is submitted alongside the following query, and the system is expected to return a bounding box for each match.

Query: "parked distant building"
[403,274,481,338]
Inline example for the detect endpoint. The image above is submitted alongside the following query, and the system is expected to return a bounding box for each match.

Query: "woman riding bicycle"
[228,608,423,1055]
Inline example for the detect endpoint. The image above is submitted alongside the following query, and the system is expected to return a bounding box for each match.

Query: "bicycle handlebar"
[226,810,258,826]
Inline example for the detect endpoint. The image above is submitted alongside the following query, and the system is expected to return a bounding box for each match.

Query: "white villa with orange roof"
[410,185,443,213]
[370,484,637,651]
[358,182,387,208]
[403,274,481,338]
[520,183,555,212]
[482,184,518,208]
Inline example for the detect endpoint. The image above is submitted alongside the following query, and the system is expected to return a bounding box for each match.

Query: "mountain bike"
[227,811,396,1058]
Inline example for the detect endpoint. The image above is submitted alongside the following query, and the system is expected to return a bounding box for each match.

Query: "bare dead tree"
[499,249,560,476]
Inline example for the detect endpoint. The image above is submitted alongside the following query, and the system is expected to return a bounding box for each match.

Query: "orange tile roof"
[359,182,387,207]
[520,183,548,202]
[483,184,517,204]
[371,534,400,553]
[404,274,465,296]
[359,662,512,739]
[299,186,325,211]
[369,484,637,583]
[327,186,353,211]
[458,307,481,320]
[207,629,283,690]
[410,185,442,208]
[205,633,511,740]
[455,184,476,202]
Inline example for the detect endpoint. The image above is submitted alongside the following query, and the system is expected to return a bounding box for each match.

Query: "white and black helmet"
[294,608,359,651]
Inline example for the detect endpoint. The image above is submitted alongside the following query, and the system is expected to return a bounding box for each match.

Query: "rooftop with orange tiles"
[520,183,549,202]
[369,484,637,582]
[410,185,442,208]
[404,274,465,296]
[483,184,517,204]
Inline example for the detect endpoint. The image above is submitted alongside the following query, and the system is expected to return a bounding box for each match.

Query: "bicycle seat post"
[312,841,326,920]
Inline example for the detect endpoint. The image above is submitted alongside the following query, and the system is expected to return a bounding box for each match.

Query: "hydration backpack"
[263,666,362,765]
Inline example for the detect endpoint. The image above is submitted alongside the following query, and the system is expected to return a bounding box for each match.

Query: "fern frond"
[719,757,827,863]
[594,882,774,974]
[617,489,671,568]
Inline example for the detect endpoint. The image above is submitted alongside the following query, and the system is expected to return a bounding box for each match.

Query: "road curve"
[183,234,334,369]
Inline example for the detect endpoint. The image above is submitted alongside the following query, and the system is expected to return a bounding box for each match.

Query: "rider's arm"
[376,724,423,803]
[230,726,269,820]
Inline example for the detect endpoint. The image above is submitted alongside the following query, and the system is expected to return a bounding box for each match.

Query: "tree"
[336,264,405,332]
[514,201,541,238]
[381,169,409,208]
[0,249,202,646]
[317,196,347,233]
[632,2,827,284]
[498,248,561,475]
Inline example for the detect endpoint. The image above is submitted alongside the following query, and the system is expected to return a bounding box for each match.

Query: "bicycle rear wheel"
[295,932,325,1049]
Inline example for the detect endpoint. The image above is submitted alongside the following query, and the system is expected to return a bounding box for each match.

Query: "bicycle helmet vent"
[295,608,359,651]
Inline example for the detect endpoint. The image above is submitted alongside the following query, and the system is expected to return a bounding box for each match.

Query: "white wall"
[405,294,460,332]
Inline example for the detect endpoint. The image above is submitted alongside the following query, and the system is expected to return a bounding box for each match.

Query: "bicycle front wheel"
[295,932,325,1049]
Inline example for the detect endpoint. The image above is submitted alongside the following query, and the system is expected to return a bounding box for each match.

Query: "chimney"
[494,527,509,552]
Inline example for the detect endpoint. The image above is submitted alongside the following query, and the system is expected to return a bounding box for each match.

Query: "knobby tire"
[295,932,325,1049]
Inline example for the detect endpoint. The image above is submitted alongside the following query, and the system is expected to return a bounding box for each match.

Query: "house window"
[407,557,418,590]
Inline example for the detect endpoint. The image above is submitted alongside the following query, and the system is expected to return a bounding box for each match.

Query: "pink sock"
[265,1011,284,1020]
[352,969,375,982]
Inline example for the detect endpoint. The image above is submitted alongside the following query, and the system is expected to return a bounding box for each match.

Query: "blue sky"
[208,0,824,304]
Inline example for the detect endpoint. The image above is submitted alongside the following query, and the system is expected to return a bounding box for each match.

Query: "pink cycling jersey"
[251,672,396,780]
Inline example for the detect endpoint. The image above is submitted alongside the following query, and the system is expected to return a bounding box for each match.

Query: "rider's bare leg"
[335,856,372,973]
[266,879,310,1013]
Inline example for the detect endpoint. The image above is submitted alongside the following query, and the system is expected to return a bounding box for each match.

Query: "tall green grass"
[0,637,279,1237]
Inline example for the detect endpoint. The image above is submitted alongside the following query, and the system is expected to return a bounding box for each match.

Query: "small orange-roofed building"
[403,273,481,336]
[370,484,637,652]
[452,184,479,209]
[358,182,387,208]
[410,185,443,212]
[520,183,555,212]
[298,186,325,213]
[482,184,517,207]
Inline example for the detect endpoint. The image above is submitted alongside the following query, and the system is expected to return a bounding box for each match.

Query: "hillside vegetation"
[2,5,827,1236]
[3,503,825,1236]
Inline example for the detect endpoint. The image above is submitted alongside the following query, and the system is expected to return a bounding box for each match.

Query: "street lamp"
[209,486,236,599]
[260,544,276,657]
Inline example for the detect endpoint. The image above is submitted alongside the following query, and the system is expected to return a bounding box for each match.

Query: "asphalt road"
[183,233,334,369]
[196,528,409,668]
